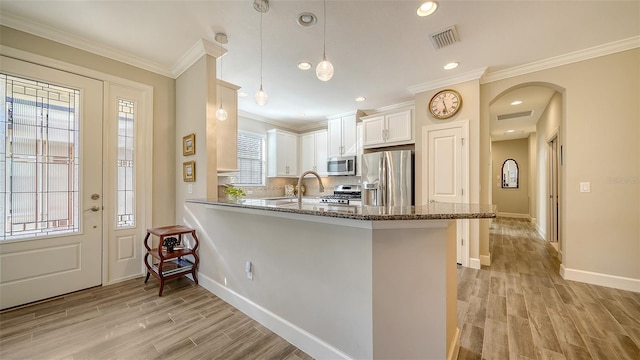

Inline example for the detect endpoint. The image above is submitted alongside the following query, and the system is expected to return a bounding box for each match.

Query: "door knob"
[85,205,101,212]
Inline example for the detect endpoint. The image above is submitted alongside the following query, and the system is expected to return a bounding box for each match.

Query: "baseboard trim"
[480,254,491,266]
[560,265,640,293]
[469,258,481,269]
[536,222,546,240]
[198,273,352,360]
[447,327,461,360]
[497,212,529,219]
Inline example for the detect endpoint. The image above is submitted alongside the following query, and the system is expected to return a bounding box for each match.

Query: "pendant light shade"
[316,0,333,81]
[254,85,269,106]
[316,55,334,82]
[215,106,228,121]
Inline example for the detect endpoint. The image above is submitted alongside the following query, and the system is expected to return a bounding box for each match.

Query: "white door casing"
[422,120,470,266]
[104,83,152,284]
[0,56,103,309]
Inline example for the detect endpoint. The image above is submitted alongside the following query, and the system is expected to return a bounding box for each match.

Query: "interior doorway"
[547,133,561,251]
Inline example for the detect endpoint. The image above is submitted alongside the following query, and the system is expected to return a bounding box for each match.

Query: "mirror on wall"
[502,159,519,188]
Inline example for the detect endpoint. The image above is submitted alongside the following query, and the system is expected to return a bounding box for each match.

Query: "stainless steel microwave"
[327,156,357,176]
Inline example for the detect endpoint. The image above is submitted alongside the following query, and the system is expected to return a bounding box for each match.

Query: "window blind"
[235,132,264,185]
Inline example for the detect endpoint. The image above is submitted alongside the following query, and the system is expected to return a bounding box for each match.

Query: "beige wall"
[0,26,176,227]
[481,49,640,284]
[492,138,529,215]
[415,80,484,263]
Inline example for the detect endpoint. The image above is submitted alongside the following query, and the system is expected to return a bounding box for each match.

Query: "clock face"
[429,89,462,119]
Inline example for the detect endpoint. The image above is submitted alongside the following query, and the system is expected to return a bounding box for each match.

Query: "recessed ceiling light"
[444,62,459,70]
[297,12,317,27]
[238,92,248,97]
[417,1,438,17]
[214,32,228,44]
[510,100,523,105]
[355,96,366,102]
[506,130,516,133]
[298,62,312,70]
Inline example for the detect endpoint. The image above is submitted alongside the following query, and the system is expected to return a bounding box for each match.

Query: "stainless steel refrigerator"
[361,150,413,207]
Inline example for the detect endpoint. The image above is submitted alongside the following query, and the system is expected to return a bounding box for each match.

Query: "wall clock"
[429,89,462,119]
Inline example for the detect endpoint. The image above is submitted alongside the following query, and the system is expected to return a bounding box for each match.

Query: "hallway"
[457,217,640,359]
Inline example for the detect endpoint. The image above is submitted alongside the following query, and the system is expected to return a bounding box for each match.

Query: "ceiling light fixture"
[298,61,312,70]
[214,32,228,44]
[297,12,317,27]
[444,62,459,70]
[254,1,269,106]
[355,96,366,102]
[215,54,228,121]
[316,0,334,81]
[511,100,523,105]
[506,130,516,133]
[417,1,438,17]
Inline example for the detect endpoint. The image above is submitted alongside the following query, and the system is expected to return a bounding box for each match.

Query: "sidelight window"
[116,99,135,227]
[0,74,80,240]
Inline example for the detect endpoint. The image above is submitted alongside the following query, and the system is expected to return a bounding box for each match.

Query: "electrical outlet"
[187,184,193,194]
[579,182,591,193]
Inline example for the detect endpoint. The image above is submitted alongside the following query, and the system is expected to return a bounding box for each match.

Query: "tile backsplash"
[218,175,361,199]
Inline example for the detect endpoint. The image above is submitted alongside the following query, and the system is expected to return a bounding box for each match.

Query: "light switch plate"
[579,182,591,193]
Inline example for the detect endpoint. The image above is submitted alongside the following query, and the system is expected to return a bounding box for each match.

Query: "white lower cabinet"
[267,129,298,177]
[300,130,328,175]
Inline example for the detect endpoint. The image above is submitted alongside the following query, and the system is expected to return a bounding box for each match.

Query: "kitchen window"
[235,131,265,186]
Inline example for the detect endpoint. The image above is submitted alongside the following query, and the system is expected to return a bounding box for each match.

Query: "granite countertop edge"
[186,198,497,221]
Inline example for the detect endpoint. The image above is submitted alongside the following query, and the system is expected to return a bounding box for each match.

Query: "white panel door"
[0,57,103,309]
[423,121,469,266]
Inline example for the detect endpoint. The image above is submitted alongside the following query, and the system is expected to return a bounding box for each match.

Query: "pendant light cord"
[322,0,327,57]
[260,10,264,87]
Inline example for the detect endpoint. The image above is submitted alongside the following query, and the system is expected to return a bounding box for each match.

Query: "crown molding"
[238,110,299,132]
[482,36,640,84]
[171,39,227,78]
[407,68,488,95]
[0,12,172,78]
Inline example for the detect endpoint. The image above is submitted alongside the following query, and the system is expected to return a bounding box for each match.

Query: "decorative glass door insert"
[1,74,80,241]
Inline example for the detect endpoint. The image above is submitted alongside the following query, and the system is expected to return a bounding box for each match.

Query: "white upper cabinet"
[356,123,363,176]
[362,107,414,148]
[300,130,328,175]
[267,129,298,177]
[327,114,357,157]
[216,80,240,172]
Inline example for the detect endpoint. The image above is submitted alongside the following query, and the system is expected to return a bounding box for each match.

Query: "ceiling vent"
[429,25,459,49]
[497,110,534,121]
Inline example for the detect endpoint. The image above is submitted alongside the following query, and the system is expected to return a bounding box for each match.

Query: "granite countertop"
[187,197,497,221]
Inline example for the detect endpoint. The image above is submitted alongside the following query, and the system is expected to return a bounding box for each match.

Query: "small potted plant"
[224,186,246,201]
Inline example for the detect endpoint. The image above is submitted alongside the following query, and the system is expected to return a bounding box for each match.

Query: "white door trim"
[1,45,154,286]
[422,120,470,267]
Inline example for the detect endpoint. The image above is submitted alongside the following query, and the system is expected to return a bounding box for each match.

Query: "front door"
[423,121,469,265]
[0,56,103,309]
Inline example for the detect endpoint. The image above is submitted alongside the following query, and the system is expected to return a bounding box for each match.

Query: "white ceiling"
[1,1,639,134]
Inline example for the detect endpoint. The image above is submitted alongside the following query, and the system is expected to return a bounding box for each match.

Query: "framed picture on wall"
[183,133,195,156]
[183,161,196,182]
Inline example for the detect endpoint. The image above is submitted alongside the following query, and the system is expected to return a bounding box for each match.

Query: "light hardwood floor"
[1,218,638,359]
[457,217,640,360]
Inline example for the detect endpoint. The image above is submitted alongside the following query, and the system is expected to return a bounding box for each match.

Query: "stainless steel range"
[320,184,362,205]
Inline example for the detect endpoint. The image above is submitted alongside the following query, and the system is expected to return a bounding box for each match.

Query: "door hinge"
[461,238,464,245]
[461,188,464,196]
[461,138,465,146]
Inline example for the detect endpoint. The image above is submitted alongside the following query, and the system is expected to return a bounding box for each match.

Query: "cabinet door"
[300,134,316,172]
[362,116,385,147]
[385,110,412,144]
[341,115,357,156]
[327,118,342,157]
[315,131,328,175]
[276,131,290,176]
[285,133,298,176]
[356,123,363,176]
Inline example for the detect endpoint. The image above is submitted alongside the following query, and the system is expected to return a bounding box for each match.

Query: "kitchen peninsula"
[186,198,495,360]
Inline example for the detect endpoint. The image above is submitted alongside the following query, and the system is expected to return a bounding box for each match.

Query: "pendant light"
[254,5,269,106]
[316,0,334,81]
[215,54,228,121]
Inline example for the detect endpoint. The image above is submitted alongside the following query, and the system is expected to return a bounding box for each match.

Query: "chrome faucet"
[298,170,325,204]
